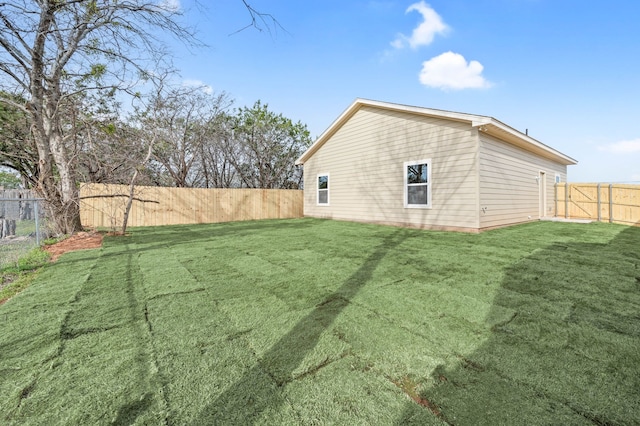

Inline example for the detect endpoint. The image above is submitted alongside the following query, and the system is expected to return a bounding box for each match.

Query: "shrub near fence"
[79,183,304,229]
[555,183,640,225]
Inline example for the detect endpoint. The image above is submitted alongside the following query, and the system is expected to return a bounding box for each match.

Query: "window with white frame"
[404,159,431,208]
[317,174,329,205]
[555,174,561,184]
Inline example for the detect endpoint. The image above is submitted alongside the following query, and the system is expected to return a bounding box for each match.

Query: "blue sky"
[166,0,640,183]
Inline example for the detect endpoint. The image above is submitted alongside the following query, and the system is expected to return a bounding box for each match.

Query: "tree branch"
[79,194,159,204]
[231,0,286,37]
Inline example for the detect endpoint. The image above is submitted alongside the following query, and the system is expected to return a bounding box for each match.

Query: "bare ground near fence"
[555,183,640,225]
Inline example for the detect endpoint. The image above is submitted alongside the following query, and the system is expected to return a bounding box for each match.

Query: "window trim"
[404,159,432,209]
[317,173,330,206]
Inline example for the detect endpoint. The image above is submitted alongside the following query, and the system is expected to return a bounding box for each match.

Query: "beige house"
[295,99,577,232]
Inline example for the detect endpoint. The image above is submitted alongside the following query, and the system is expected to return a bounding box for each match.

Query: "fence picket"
[555,183,640,225]
[79,183,304,228]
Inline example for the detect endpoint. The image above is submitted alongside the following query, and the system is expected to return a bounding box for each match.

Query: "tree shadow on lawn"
[396,224,640,425]
[0,243,164,423]
[127,217,317,251]
[59,248,163,424]
[55,218,318,267]
[188,229,409,424]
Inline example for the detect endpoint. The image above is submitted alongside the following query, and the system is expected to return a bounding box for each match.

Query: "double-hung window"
[404,160,431,208]
[317,174,329,205]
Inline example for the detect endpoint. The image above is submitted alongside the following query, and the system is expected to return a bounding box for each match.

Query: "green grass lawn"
[1,218,638,425]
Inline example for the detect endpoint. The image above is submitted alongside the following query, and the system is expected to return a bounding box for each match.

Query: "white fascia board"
[474,119,578,165]
[471,118,492,127]
[361,98,483,124]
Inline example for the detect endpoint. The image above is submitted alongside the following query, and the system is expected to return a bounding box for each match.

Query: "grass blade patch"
[0,219,638,424]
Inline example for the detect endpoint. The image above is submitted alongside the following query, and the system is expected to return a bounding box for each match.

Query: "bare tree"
[121,129,155,236]
[0,0,201,233]
[75,77,171,234]
[198,115,239,188]
[0,1,273,234]
[68,86,160,187]
[150,86,232,187]
[76,117,157,186]
[0,93,38,188]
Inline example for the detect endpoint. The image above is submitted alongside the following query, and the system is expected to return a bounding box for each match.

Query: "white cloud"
[158,0,181,12]
[392,1,449,49]
[597,139,640,154]
[182,79,213,94]
[419,51,492,90]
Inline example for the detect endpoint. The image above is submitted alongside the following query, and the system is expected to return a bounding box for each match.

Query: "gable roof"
[296,98,577,166]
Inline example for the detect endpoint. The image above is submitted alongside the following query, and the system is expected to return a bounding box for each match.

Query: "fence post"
[35,199,41,245]
[609,184,613,223]
[597,183,601,222]
[565,182,569,218]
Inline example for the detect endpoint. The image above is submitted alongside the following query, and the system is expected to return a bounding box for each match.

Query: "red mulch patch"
[44,231,105,261]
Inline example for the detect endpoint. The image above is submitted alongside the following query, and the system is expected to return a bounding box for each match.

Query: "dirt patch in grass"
[1,273,17,291]
[392,376,452,424]
[45,232,104,261]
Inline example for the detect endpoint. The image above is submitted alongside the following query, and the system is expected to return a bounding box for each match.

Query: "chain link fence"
[0,192,48,269]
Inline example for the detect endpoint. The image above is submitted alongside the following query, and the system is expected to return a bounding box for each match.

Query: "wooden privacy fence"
[555,183,640,225]
[80,183,304,228]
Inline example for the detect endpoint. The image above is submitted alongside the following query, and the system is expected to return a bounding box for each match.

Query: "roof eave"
[296,98,578,167]
[475,120,578,166]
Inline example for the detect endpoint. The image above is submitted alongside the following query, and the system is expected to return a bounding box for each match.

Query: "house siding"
[303,106,480,230]
[478,134,567,229]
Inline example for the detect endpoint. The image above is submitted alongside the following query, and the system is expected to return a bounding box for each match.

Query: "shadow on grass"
[56,219,317,267]
[396,225,640,425]
[58,247,162,423]
[112,392,154,426]
[189,229,409,424]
